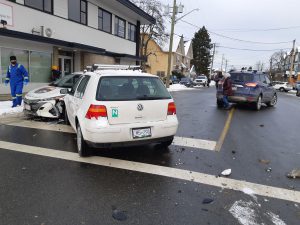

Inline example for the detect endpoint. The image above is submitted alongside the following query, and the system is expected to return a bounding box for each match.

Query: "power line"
[211,25,300,32]
[180,20,293,45]
[218,46,290,52]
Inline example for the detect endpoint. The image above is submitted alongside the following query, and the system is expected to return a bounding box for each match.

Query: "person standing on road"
[4,56,29,107]
[222,73,233,110]
[214,71,223,89]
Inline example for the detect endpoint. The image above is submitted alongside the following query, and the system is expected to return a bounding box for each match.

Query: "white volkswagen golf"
[63,66,178,156]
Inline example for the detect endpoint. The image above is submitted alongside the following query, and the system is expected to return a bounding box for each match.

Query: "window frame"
[68,0,88,25]
[24,0,53,14]
[75,75,90,99]
[115,16,126,39]
[98,7,112,34]
[128,23,137,42]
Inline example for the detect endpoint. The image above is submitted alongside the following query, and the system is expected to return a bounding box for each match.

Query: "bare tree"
[270,50,285,73]
[131,0,169,66]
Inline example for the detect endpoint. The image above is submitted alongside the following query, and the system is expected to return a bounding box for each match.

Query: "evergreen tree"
[191,26,212,75]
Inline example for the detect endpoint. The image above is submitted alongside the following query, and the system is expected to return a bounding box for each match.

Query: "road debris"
[112,209,128,221]
[232,150,236,154]
[259,159,270,165]
[202,198,214,204]
[221,169,232,176]
[259,124,265,127]
[286,169,300,179]
[266,168,272,172]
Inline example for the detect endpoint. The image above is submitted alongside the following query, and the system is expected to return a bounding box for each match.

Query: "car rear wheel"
[254,95,262,111]
[279,87,285,92]
[267,94,277,107]
[77,123,89,157]
[161,137,174,148]
[217,99,223,108]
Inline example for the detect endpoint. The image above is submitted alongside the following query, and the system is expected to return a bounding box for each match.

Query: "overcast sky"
[159,0,300,71]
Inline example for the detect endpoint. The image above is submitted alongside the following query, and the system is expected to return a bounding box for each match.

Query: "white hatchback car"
[63,67,179,156]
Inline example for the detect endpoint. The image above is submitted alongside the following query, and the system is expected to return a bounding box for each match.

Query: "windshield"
[96,76,172,101]
[51,74,81,88]
[198,76,206,79]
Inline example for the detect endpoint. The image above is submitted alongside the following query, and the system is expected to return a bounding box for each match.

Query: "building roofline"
[116,0,156,24]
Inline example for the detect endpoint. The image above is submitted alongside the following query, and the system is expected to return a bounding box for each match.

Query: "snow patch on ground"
[0,101,23,118]
[242,188,258,202]
[266,212,287,225]
[229,200,259,225]
[167,84,194,92]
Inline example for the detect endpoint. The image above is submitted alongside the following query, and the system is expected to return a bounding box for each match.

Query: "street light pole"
[209,43,216,79]
[166,0,177,88]
[289,39,296,84]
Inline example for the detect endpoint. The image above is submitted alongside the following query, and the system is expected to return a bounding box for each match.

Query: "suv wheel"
[279,87,285,92]
[267,94,277,107]
[254,95,262,111]
[77,123,89,157]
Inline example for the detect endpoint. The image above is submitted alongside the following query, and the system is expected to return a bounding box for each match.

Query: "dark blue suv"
[216,72,277,110]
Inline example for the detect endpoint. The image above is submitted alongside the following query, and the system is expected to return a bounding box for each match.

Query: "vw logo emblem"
[137,104,144,111]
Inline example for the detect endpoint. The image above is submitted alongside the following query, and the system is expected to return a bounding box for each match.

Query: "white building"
[0,0,154,93]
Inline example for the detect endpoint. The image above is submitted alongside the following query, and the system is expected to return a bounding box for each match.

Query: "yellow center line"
[215,107,235,152]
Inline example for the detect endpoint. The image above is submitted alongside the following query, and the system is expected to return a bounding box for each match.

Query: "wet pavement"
[0,88,300,225]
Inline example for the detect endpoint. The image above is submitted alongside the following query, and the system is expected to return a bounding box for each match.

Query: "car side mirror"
[60,88,72,94]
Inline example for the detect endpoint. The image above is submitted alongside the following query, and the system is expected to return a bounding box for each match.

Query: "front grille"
[24,98,40,104]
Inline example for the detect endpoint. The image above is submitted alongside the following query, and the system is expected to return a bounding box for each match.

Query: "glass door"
[59,56,73,77]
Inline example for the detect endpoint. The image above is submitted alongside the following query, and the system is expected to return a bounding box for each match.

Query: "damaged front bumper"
[23,98,64,118]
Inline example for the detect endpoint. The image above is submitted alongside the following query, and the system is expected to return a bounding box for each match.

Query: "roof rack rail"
[90,64,142,72]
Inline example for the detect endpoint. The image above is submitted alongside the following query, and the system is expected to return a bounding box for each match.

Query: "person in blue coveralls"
[4,56,29,107]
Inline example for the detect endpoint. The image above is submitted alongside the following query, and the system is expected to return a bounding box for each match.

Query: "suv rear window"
[96,76,172,101]
[230,73,254,82]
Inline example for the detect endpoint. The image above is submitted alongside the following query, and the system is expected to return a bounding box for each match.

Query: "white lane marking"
[0,141,300,204]
[3,120,217,151]
[173,136,216,151]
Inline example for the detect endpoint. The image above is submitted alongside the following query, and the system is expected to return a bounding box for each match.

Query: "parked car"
[24,72,83,118]
[272,81,293,92]
[180,77,194,87]
[63,67,179,156]
[194,75,208,86]
[170,76,179,85]
[216,72,277,110]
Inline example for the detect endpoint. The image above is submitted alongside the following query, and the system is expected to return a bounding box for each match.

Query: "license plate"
[232,87,237,91]
[132,127,151,139]
[24,104,31,111]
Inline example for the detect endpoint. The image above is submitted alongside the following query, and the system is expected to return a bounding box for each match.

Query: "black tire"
[161,137,174,148]
[266,94,277,107]
[64,107,70,125]
[217,99,223,108]
[279,87,284,92]
[77,123,89,157]
[253,95,262,111]
[296,91,300,97]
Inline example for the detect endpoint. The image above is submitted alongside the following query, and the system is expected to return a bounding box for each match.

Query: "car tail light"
[168,102,176,115]
[85,105,107,119]
[245,82,258,87]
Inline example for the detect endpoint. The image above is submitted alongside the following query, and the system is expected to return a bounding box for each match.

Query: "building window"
[68,0,87,25]
[128,23,136,42]
[115,16,126,38]
[98,8,112,33]
[24,0,53,14]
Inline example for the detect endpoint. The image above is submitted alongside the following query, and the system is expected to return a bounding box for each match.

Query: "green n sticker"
[112,109,119,118]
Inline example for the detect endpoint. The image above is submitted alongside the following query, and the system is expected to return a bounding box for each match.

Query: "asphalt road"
[0,87,300,225]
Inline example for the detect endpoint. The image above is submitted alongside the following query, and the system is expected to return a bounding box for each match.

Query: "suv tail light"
[245,82,258,87]
[167,102,176,115]
[85,105,107,119]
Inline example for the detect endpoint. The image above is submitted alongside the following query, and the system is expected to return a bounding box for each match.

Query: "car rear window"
[230,73,254,82]
[96,76,172,101]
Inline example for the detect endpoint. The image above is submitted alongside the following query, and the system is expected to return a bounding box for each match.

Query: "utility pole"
[220,54,224,72]
[225,59,228,72]
[209,43,216,79]
[269,58,273,79]
[289,39,296,83]
[166,0,177,88]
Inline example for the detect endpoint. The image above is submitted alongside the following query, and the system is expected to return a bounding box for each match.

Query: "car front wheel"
[77,123,89,157]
